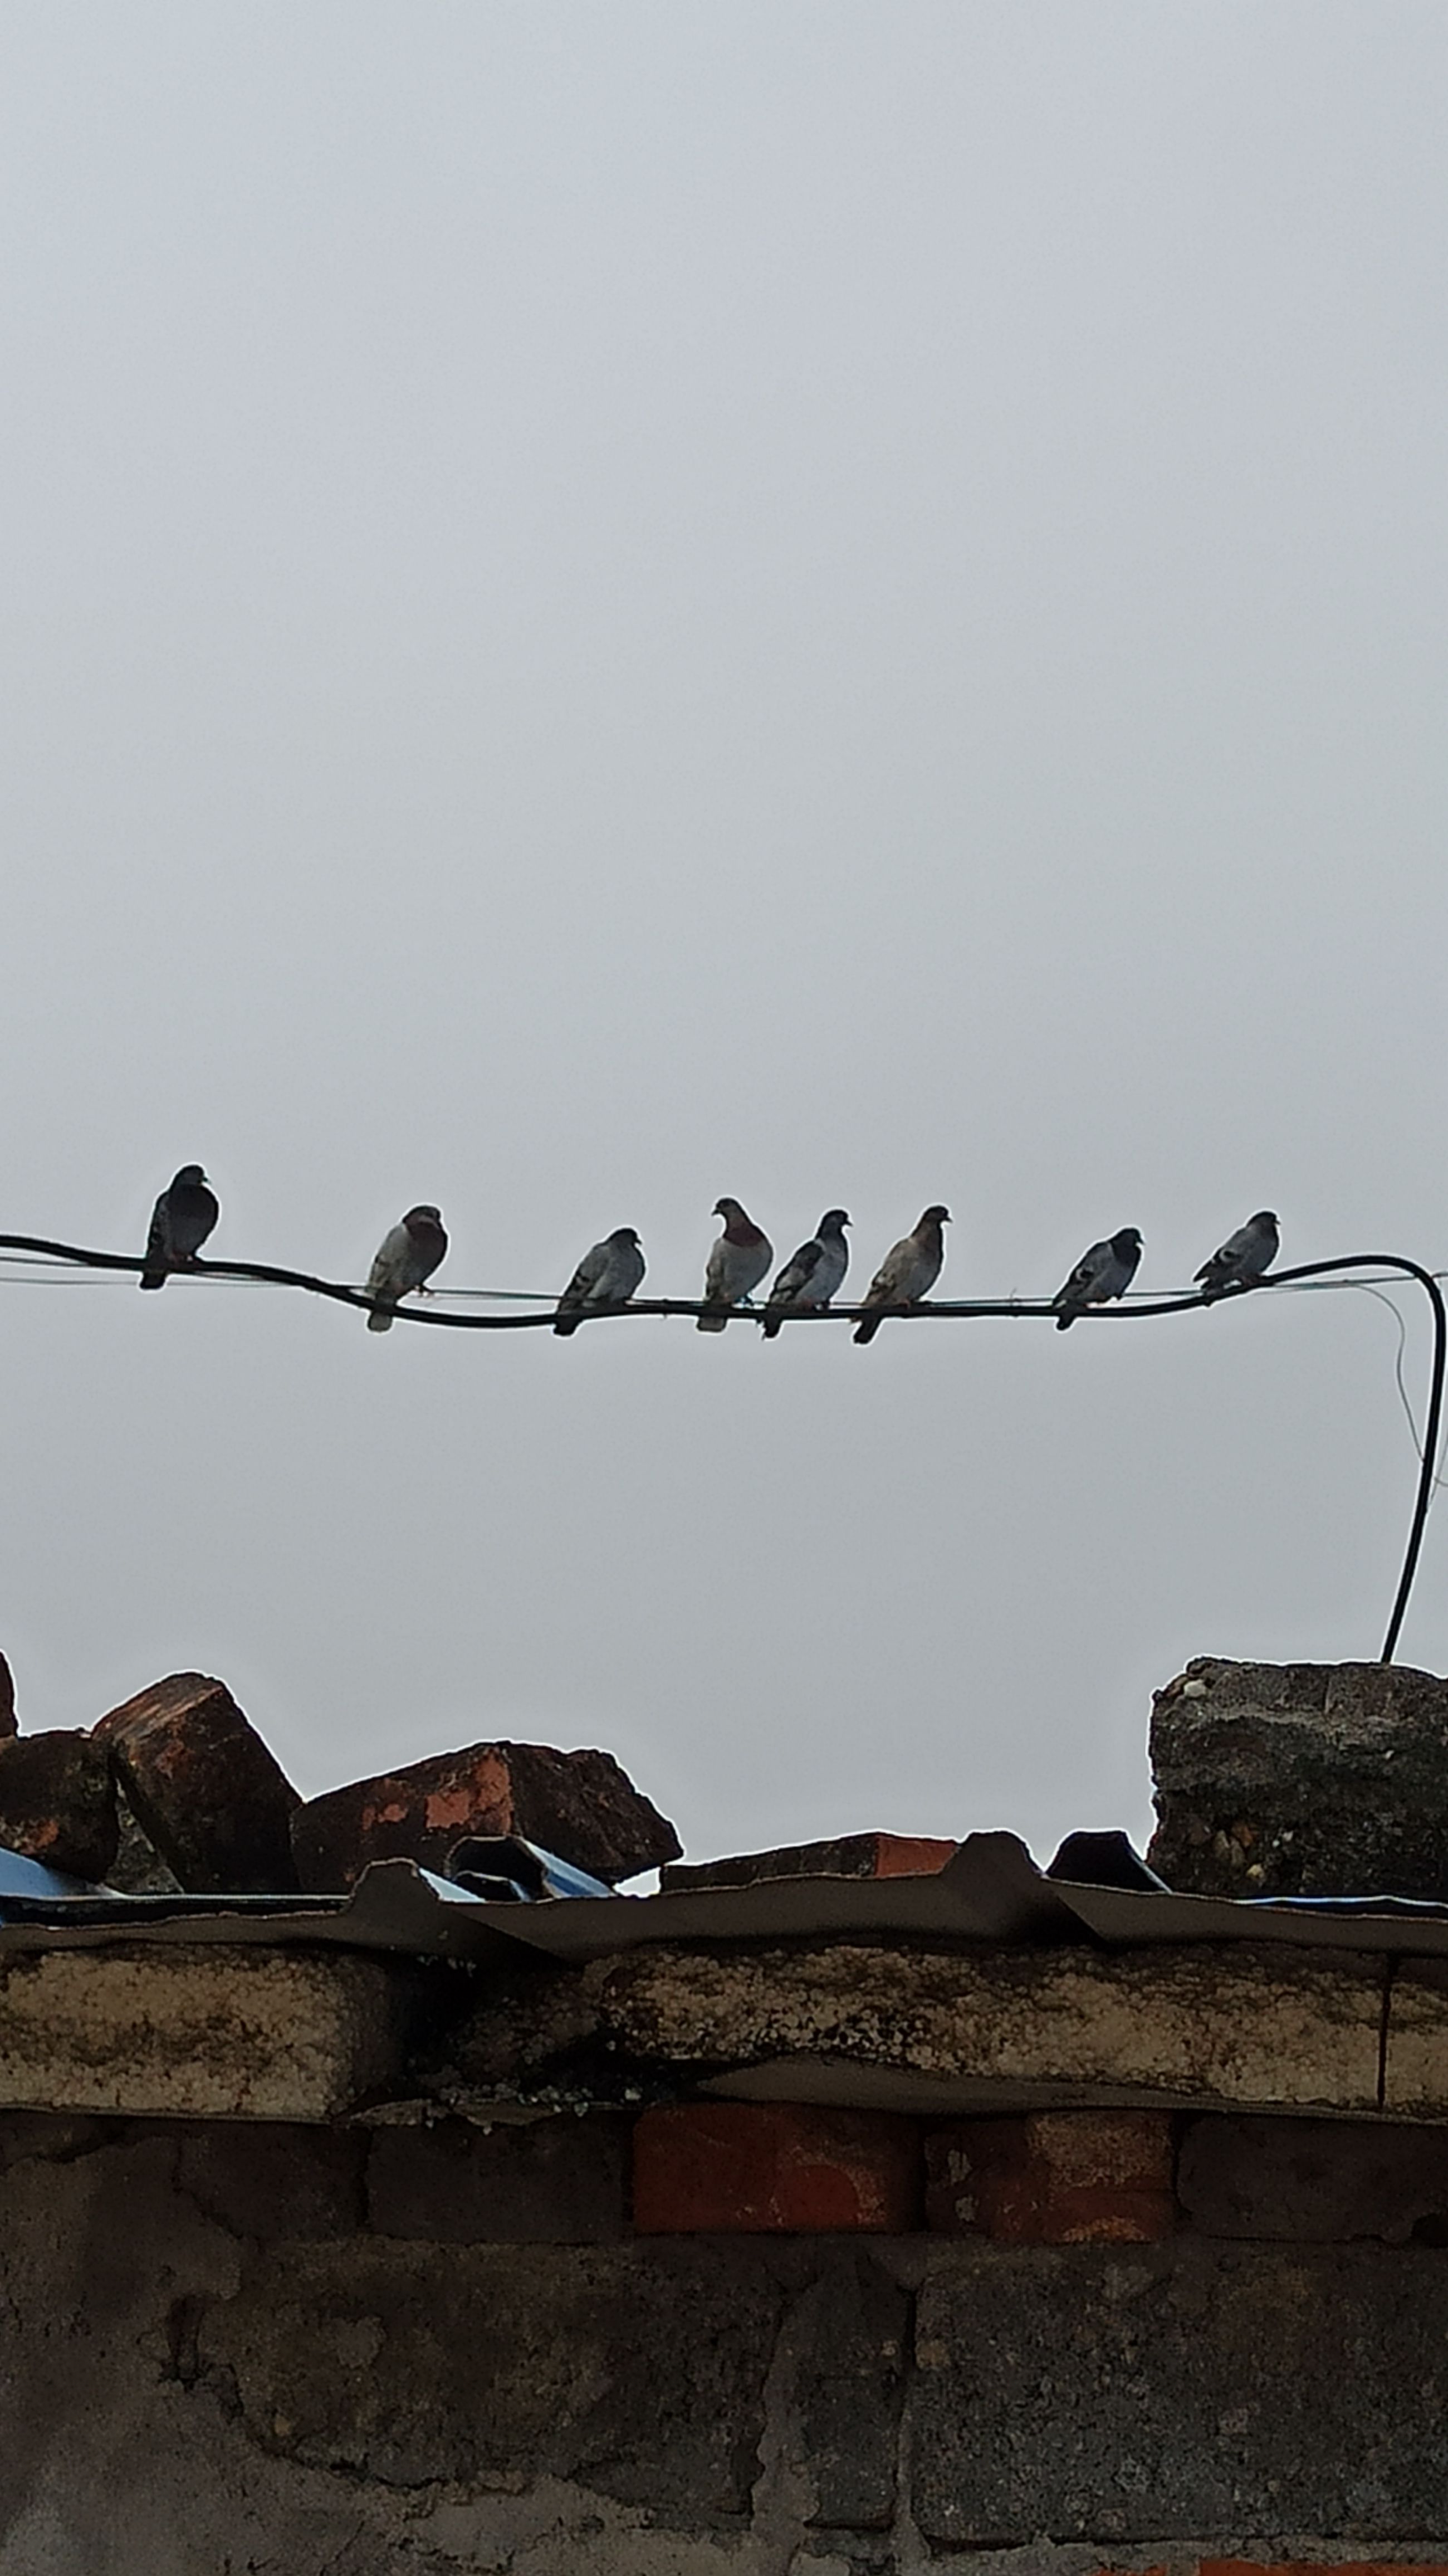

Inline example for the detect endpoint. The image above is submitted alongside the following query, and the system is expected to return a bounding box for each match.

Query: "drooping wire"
[0,1232,1441,1667]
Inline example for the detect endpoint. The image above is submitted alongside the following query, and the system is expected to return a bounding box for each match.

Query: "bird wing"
[366,1224,413,1302]
[771,1237,824,1304]
[559,1241,608,1311]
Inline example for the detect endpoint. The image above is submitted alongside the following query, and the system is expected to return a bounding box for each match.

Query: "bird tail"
[367,1306,395,1333]
[696,1307,728,1333]
[853,1313,882,1345]
[760,1313,782,1340]
[1054,1309,1075,1331]
[553,1313,581,1337]
[139,1270,167,1291]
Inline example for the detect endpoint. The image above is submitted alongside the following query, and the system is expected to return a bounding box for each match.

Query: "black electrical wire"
[0,1235,1441,1667]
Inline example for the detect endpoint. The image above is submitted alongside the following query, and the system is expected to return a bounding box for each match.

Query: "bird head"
[173,1164,209,1189]
[609,1226,641,1247]
[919,1204,951,1228]
[1113,1227,1144,1255]
[713,1197,742,1222]
[819,1209,850,1232]
[404,1204,444,1230]
[1251,1211,1279,1230]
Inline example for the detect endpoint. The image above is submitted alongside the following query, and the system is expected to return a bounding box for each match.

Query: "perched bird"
[762,1210,851,1339]
[554,1226,646,1335]
[1053,1227,1144,1331]
[365,1204,448,1331]
[1195,1211,1280,1299]
[853,1206,951,1344]
[697,1198,773,1331]
[139,1165,219,1289]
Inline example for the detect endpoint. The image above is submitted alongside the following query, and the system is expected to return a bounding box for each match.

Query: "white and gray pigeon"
[762,1209,850,1339]
[697,1198,773,1332]
[554,1226,646,1335]
[139,1164,219,1289]
[853,1205,951,1344]
[365,1204,448,1332]
[1195,1211,1280,1299]
[1053,1226,1143,1331]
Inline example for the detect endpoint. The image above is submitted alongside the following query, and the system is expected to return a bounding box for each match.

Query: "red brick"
[94,1672,300,1894]
[0,1730,117,1879]
[632,2103,921,2233]
[661,1830,956,1891]
[1199,2565,1448,2575]
[291,1739,681,1891]
[926,2111,1177,2243]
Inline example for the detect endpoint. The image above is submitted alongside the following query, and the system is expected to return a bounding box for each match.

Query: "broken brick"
[290,1739,681,1891]
[0,1730,118,1880]
[925,2110,1177,2243]
[632,2104,921,2233]
[93,1672,300,1894]
[661,1831,956,1891]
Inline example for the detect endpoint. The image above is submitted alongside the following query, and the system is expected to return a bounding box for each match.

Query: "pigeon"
[139,1165,219,1289]
[1053,1227,1144,1331]
[761,1209,850,1339]
[1195,1211,1280,1299]
[697,1198,773,1331]
[365,1204,448,1331]
[554,1226,646,1335]
[853,1206,951,1344]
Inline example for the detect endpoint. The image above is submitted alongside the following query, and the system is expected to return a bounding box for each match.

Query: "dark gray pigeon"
[1195,1211,1280,1299]
[762,1209,850,1339]
[554,1226,646,1335]
[139,1165,219,1289]
[365,1205,448,1331]
[853,1206,950,1344]
[697,1198,772,1331]
[1053,1226,1143,1330]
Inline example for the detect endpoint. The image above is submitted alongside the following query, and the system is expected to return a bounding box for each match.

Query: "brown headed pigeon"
[1053,1227,1143,1330]
[761,1209,850,1339]
[139,1165,219,1289]
[853,1205,950,1344]
[554,1226,646,1335]
[1195,1211,1279,1299]
[365,1204,448,1331]
[697,1198,772,1331]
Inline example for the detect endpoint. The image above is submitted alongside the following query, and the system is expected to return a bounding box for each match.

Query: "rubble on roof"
[96,1673,301,1894]
[291,1738,681,1891]
[0,1650,14,1740]
[1149,1656,1448,1900]
[0,1730,117,1880]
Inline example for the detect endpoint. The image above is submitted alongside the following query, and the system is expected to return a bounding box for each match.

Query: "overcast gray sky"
[0,2,1444,1870]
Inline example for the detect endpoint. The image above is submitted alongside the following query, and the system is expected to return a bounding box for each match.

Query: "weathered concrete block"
[593,1940,1386,2115]
[1178,2114,1448,2242]
[94,1672,300,1894]
[1381,1959,1448,2118]
[924,2110,1177,2242]
[790,2251,911,2530]
[909,2241,1448,2544]
[661,1832,956,1891]
[632,2104,921,2232]
[367,2112,628,2242]
[291,1738,681,1890]
[1148,1657,1448,1899]
[197,2238,787,2511]
[175,2121,368,2238]
[0,1946,418,2120]
[0,1729,118,1879]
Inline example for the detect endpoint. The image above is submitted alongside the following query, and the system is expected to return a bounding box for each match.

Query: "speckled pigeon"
[853,1206,950,1344]
[1053,1227,1143,1331]
[762,1209,850,1339]
[1195,1211,1280,1299]
[139,1165,219,1289]
[697,1198,772,1331]
[365,1205,448,1331]
[554,1226,646,1335]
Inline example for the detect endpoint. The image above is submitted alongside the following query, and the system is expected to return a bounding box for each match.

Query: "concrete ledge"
[589,1941,1388,2116]
[0,1945,422,2120]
